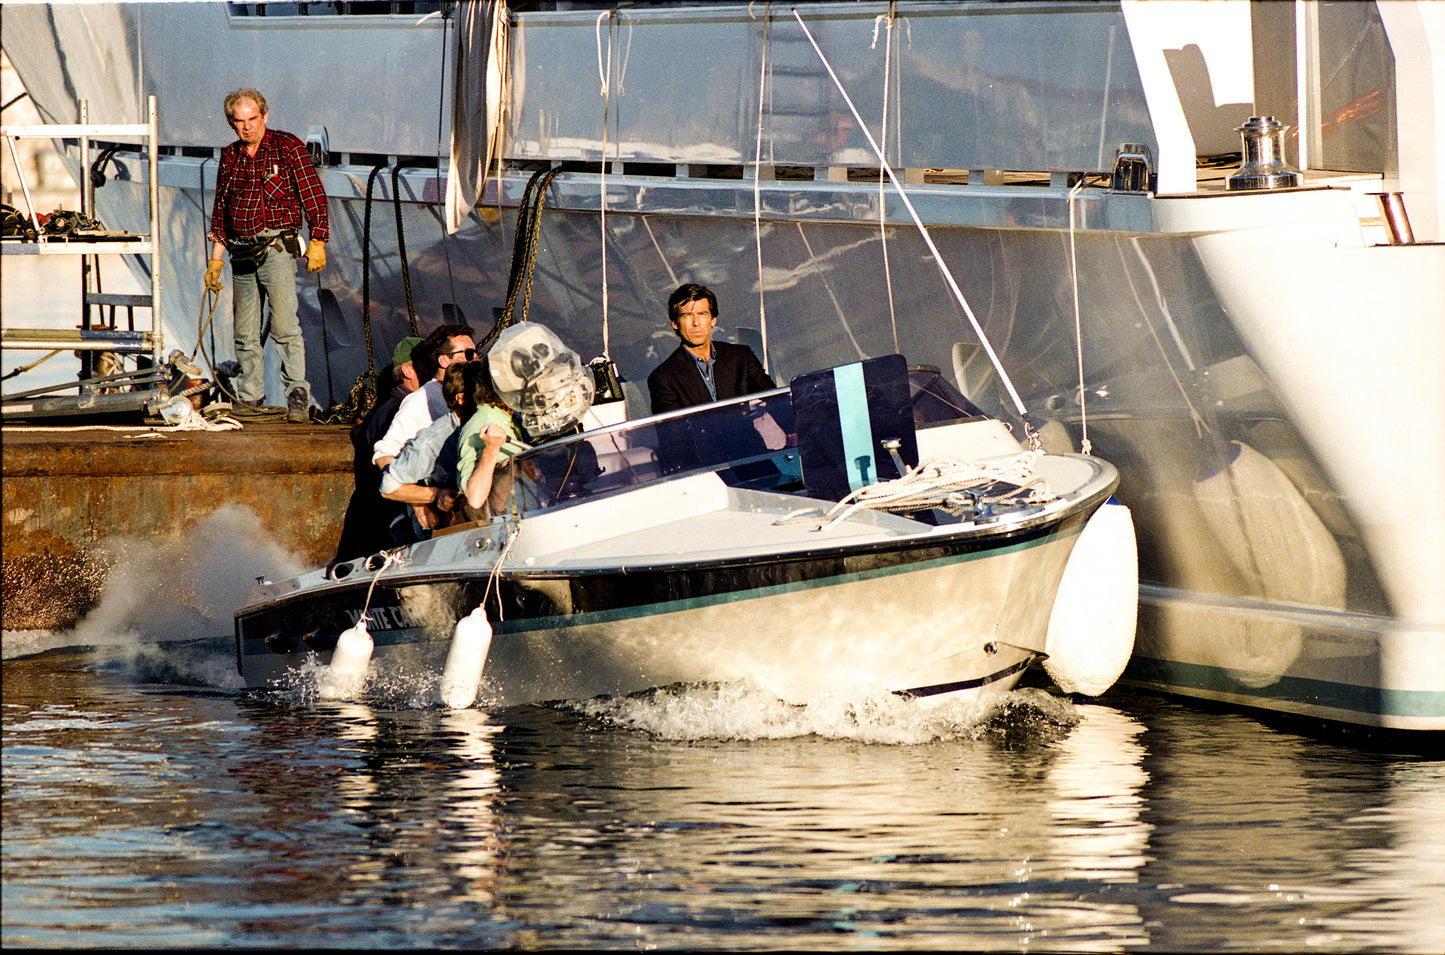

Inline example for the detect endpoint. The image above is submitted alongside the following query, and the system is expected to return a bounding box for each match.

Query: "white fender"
[440,607,493,709]
[318,617,374,700]
[1044,501,1139,696]
[1192,441,1344,686]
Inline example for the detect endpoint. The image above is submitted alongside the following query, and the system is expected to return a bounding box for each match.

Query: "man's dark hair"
[667,283,717,324]
[415,323,475,381]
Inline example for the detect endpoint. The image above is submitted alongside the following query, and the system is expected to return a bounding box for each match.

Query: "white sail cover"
[446,0,508,234]
[487,322,593,438]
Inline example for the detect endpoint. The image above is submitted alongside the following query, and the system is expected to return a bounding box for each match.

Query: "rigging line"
[362,163,387,379]
[796,222,867,361]
[361,551,405,620]
[0,350,63,381]
[392,160,428,336]
[519,168,563,329]
[595,9,615,361]
[642,216,679,286]
[436,2,456,300]
[484,522,520,623]
[502,167,545,322]
[872,5,902,355]
[493,163,560,352]
[199,156,218,364]
[792,9,1028,418]
[1122,236,1207,438]
[1066,177,1091,455]
[752,3,771,372]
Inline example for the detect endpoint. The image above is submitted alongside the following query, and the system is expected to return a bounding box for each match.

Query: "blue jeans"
[231,234,308,404]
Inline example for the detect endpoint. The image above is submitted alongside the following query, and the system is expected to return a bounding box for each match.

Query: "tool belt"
[228,228,301,268]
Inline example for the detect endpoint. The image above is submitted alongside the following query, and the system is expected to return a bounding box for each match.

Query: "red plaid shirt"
[208,128,329,245]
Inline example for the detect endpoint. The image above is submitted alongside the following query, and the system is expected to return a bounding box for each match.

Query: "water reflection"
[2,649,1441,950]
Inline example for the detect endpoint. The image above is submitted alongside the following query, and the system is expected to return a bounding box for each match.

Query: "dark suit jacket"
[647,340,775,414]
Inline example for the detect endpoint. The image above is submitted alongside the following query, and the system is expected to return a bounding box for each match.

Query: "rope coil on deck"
[778,451,1054,530]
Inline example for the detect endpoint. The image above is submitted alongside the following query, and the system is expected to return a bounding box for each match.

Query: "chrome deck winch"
[1228,116,1302,190]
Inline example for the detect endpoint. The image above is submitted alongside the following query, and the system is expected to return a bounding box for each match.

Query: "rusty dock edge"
[2,421,354,631]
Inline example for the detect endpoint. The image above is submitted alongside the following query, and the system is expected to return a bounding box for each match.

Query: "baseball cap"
[392,336,424,367]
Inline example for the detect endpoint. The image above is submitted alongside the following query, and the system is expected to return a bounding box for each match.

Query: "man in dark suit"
[647,283,774,414]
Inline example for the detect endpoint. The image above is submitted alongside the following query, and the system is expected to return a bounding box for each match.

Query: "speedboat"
[234,333,1132,708]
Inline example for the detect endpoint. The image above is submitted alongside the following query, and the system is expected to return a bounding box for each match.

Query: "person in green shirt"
[456,361,522,519]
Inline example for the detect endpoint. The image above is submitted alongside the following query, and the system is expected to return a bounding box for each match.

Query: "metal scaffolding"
[2,96,166,419]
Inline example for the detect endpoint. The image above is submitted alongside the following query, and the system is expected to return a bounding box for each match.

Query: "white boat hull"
[238,478,1104,707]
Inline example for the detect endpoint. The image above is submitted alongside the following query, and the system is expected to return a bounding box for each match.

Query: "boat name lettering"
[349,606,414,631]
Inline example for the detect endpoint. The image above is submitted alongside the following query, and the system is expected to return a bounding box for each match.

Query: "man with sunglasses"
[373,323,475,470]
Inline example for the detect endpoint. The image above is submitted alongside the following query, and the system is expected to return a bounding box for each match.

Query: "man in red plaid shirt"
[205,88,330,423]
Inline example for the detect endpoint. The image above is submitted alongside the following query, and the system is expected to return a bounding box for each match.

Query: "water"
[4,521,1444,951]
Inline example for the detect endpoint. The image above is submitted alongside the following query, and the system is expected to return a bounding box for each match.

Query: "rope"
[199,156,219,365]
[795,222,866,360]
[518,174,554,324]
[302,162,390,427]
[872,5,905,355]
[501,166,546,320]
[0,349,64,382]
[354,550,408,626]
[483,522,519,624]
[596,9,615,361]
[155,408,244,433]
[792,9,1028,418]
[7,409,248,437]
[316,372,378,426]
[436,3,458,301]
[485,165,562,353]
[752,3,771,372]
[1067,177,1091,455]
[362,163,386,376]
[779,451,1053,530]
[186,288,244,405]
[392,160,427,336]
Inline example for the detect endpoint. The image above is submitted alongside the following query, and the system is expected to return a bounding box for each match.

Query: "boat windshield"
[510,388,800,513]
[504,365,986,515]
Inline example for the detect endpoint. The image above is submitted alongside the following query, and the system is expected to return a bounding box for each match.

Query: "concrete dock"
[3,418,355,630]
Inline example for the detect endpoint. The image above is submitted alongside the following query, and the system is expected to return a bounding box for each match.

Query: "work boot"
[286,387,310,424]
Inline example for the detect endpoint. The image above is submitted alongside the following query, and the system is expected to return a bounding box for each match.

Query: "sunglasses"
[447,348,477,360]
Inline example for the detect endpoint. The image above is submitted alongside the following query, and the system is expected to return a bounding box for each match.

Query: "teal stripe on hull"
[1125,656,1445,723]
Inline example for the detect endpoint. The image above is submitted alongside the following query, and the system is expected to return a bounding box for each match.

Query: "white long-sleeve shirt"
[372,378,445,465]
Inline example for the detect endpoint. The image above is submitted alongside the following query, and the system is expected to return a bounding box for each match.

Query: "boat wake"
[219,658,1080,745]
[568,680,1080,744]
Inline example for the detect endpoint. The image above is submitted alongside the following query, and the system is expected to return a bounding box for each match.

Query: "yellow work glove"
[305,238,326,273]
[204,258,225,292]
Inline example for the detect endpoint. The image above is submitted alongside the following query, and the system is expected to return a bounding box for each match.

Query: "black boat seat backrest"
[790,354,918,502]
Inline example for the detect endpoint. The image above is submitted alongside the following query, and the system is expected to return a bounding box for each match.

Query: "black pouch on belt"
[230,229,299,268]
[228,234,273,268]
